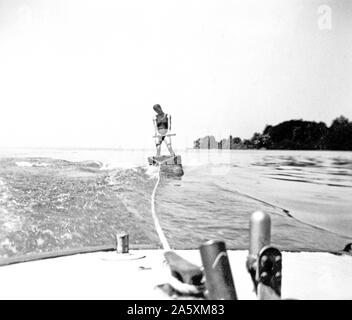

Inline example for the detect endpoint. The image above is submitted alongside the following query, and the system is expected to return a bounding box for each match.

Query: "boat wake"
[214,183,350,241]
[0,157,160,258]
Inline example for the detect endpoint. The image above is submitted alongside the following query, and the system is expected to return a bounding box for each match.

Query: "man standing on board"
[153,104,175,157]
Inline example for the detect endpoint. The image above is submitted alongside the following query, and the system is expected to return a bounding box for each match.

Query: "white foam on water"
[0,208,22,233]
[0,179,23,234]
[145,165,159,179]
[15,161,33,167]
[36,238,45,246]
[61,233,73,240]
[35,162,50,167]
[42,229,55,237]
[0,179,10,205]
[0,238,17,254]
[15,161,49,167]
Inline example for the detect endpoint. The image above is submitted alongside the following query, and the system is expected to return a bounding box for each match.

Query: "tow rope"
[150,158,205,297]
[150,158,172,251]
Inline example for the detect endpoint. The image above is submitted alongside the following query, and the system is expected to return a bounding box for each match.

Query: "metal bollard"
[199,240,237,300]
[246,211,271,290]
[116,232,129,254]
[248,211,271,259]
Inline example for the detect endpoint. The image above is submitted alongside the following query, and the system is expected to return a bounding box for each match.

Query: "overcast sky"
[0,0,351,149]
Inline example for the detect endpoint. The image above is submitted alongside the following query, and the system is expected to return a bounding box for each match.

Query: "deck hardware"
[199,240,237,300]
[116,232,129,254]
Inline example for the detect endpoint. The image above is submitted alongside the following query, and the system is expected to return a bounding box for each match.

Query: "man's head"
[153,104,164,115]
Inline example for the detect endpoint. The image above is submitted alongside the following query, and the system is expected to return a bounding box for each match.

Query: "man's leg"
[156,136,162,156]
[165,137,175,156]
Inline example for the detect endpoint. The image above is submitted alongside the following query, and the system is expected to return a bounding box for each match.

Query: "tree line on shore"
[193,115,352,150]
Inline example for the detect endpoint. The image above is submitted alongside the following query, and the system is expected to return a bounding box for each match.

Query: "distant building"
[200,137,208,149]
[219,136,231,149]
[208,136,218,149]
[194,135,249,149]
[194,136,219,149]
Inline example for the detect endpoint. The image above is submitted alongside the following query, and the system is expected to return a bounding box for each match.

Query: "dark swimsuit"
[156,114,169,130]
[155,114,169,146]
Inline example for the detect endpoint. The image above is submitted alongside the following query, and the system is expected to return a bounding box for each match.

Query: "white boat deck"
[0,249,351,300]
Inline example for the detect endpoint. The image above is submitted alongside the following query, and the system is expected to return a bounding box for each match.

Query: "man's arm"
[153,118,157,135]
[169,114,172,131]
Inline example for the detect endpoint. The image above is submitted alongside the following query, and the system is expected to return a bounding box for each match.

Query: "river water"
[0,148,351,258]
